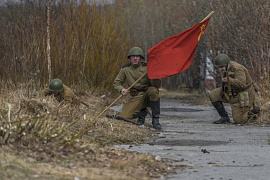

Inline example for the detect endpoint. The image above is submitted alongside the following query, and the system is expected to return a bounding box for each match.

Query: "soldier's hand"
[222,77,227,82]
[121,89,129,95]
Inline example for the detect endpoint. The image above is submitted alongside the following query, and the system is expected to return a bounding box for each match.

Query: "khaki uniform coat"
[209,61,256,124]
[114,62,161,119]
[41,84,77,105]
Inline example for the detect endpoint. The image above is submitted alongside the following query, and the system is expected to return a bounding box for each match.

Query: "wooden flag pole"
[93,72,147,121]
[200,11,214,23]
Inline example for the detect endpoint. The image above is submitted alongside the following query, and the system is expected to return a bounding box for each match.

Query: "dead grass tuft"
[0,87,175,179]
[247,92,270,126]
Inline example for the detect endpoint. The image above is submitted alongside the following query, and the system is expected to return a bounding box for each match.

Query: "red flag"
[147,18,211,79]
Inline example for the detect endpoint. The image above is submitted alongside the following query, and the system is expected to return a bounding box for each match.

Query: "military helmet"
[127,47,144,59]
[214,53,231,67]
[48,78,64,92]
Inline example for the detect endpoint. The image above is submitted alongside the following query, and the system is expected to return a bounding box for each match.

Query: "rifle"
[222,64,232,100]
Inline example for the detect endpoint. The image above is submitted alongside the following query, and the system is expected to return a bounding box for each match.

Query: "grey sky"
[0,0,114,6]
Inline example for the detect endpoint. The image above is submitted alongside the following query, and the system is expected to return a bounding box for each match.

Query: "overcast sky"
[0,0,114,6]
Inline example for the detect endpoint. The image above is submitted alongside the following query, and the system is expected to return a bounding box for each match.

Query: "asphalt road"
[114,98,270,180]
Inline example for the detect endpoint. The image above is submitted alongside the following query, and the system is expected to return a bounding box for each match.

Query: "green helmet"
[48,79,64,92]
[127,47,144,59]
[214,53,231,67]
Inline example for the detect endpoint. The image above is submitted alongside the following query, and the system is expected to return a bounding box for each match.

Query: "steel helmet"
[48,79,64,92]
[127,47,144,59]
[214,53,231,67]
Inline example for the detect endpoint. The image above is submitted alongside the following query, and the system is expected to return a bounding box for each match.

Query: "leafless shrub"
[0,0,133,94]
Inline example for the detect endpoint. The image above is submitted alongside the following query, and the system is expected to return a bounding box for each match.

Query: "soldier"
[209,53,259,124]
[41,78,77,105]
[113,47,162,130]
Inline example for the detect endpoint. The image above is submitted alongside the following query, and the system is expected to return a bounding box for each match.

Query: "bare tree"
[47,0,51,82]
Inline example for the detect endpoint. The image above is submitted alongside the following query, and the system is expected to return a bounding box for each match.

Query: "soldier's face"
[130,55,141,65]
[218,66,227,73]
[51,91,59,95]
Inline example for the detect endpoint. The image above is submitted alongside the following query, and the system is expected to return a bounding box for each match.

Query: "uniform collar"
[131,61,142,68]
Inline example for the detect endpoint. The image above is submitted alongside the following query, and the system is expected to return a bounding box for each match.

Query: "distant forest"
[0,0,269,95]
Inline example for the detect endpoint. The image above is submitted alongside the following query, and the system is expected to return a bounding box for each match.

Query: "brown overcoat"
[209,61,256,123]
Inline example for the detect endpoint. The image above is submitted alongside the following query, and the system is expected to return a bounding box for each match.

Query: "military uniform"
[209,61,256,124]
[114,62,161,120]
[113,47,162,129]
[41,84,77,105]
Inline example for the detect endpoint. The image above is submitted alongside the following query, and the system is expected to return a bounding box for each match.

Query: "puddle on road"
[148,139,227,146]
[161,107,202,112]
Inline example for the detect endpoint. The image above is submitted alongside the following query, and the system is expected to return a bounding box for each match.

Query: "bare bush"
[0,0,133,94]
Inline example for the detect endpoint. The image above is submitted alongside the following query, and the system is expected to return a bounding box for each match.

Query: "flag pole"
[200,11,214,22]
[93,72,147,120]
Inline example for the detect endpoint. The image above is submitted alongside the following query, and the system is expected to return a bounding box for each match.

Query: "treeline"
[0,0,269,94]
[0,0,133,94]
[116,0,270,91]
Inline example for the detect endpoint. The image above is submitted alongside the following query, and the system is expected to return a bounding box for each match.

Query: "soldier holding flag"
[103,12,212,128]
[113,47,162,130]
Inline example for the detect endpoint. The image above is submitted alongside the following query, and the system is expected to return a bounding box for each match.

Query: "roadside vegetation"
[0,88,175,179]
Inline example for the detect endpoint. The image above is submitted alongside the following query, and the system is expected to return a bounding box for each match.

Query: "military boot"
[106,114,128,121]
[150,99,161,130]
[212,101,230,124]
[136,108,148,125]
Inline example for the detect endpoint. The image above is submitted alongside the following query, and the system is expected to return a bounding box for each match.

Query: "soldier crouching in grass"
[209,53,260,124]
[112,47,162,130]
[41,78,78,105]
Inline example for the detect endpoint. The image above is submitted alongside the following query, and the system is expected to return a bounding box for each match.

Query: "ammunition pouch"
[130,88,139,96]
[223,87,239,99]
[239,91,249,107]
[130,86,150,96]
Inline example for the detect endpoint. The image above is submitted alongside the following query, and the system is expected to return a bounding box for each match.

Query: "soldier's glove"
[251,106,260,114]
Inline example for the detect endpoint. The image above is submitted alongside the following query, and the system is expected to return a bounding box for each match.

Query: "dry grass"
[0,88,175,179]
[0,146,172,180]
[247,91,270,126]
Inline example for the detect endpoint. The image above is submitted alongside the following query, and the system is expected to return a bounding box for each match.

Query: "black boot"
[150,99,161,130]
[106,114,128,121]
[135,108,148,125]
[212,101,230,124]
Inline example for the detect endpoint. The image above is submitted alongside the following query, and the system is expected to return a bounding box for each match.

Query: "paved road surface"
[114,98,270,180]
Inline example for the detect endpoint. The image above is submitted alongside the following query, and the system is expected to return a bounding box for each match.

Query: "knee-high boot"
[150,99,161,130]
[135,108,148,125]
[212,101,230,124]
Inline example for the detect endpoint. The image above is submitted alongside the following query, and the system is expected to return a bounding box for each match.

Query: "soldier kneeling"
[209,53,260,124]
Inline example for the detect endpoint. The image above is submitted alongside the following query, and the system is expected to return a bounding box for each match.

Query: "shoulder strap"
[121,63,131,69]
